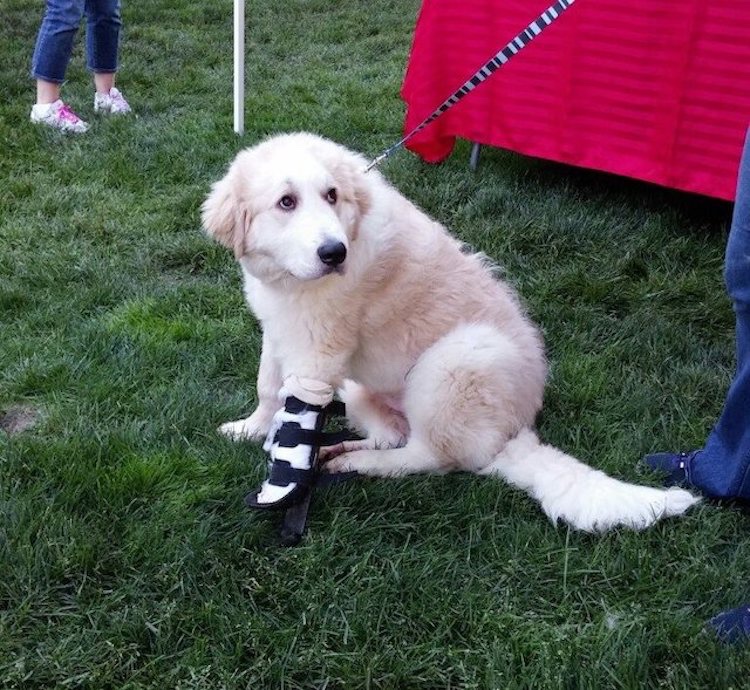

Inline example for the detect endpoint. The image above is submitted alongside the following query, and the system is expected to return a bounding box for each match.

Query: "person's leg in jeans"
[645,126,750,501]
[86,0,131,114]
[690,126,750,499]
[702,126,750,644]
[85,0,120,93]
[30,0,89,132]
[644,125,750,643]
[31,0,85,103]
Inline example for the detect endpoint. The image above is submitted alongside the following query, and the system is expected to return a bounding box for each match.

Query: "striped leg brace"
[245,376,348,510]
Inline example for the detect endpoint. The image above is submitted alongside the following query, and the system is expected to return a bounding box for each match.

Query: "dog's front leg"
[219,332,282,441]
[244,347,358,507]
[246,372,343,508]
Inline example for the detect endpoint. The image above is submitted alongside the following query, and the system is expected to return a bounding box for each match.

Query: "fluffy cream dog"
[202,132,699,531]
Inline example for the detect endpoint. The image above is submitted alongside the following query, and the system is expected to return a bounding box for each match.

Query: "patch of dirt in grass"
[0,405,41,435]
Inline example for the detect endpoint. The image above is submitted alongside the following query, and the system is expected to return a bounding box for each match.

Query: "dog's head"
[201,133,371,284]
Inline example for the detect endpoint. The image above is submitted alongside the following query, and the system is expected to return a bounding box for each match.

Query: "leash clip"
[364,152,389,173]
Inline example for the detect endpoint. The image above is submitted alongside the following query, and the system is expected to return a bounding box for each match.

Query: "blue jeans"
[31,0,122,84]
[691,125,750,500]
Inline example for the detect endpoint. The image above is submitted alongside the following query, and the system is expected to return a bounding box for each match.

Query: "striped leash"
[365,0,577,172]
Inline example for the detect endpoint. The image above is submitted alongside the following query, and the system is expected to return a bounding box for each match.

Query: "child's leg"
[31,0,86,99]
[94,72,115,94]
[85,0,122,90]
[36,80,61,106]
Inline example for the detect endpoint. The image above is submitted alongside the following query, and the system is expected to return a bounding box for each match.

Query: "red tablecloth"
[402,0,750,200]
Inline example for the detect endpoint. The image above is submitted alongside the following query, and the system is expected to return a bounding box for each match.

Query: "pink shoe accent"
[58,103,83,125]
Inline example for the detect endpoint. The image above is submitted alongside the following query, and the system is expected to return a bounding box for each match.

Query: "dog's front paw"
[218,411,273,442]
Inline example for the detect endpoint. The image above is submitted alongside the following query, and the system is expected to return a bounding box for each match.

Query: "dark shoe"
[708,604,750,644]
[643,450,700,487]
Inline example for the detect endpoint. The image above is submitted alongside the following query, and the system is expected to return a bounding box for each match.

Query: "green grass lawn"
[2,1,749,687]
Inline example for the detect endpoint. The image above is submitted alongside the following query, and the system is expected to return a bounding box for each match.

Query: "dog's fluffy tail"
[479,428,700,532]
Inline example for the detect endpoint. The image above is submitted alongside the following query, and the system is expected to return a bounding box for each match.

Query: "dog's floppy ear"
[324,149,372,239]
[201,162,249,260]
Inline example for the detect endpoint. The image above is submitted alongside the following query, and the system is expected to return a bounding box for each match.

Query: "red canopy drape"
[402,0,750,200]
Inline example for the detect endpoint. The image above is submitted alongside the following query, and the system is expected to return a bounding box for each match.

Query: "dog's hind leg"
[326,323,542,476]
[337,380,409,445]
[401,323,544,472]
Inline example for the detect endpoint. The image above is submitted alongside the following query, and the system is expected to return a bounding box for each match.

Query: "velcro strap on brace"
[275,423,316,447]
[275,423,355,449]
[268,460,315,488]
[324,400,346,418]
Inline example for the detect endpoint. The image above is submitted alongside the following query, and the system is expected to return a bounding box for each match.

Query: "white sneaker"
[30,100,89,134]
[94,87,132,115]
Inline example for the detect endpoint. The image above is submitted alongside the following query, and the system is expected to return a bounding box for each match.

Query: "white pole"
[233,0,245,135]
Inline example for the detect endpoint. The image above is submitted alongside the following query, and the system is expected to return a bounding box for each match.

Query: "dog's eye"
[326,188,337,204]
[278,195,296,211]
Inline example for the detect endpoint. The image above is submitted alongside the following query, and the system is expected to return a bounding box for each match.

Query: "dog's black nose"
[317,241,347,266]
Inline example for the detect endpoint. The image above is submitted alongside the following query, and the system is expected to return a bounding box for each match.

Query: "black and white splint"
[244,376,353,511]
